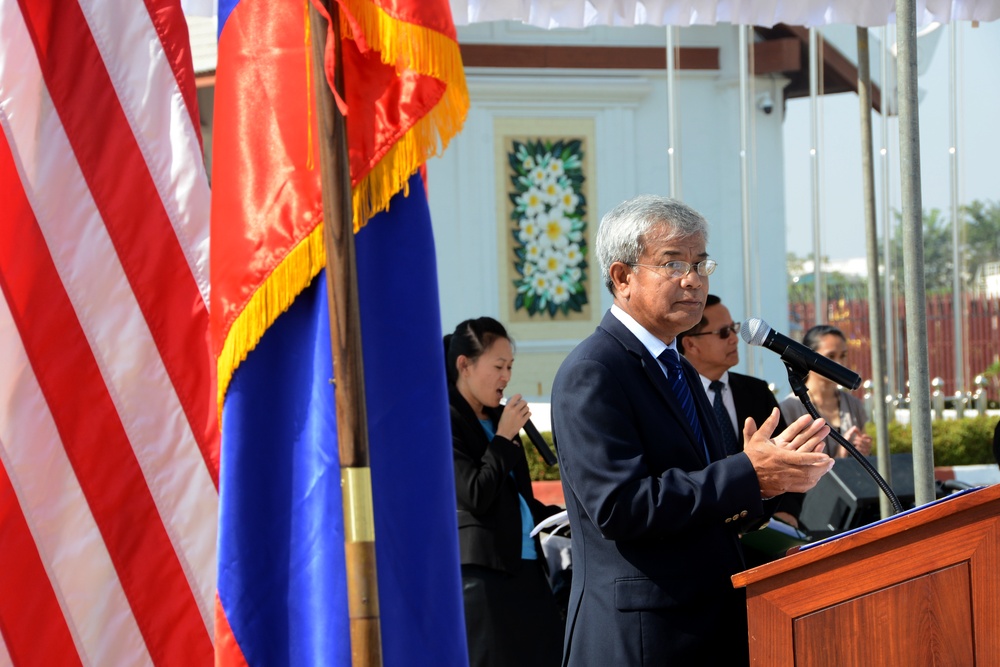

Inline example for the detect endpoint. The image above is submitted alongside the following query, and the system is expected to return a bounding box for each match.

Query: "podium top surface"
[732,483,1000,589]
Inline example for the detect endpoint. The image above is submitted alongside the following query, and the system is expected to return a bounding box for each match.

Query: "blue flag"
[216,174,467,666]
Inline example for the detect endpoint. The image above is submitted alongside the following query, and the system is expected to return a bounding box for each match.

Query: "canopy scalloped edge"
[451,0,1000,28]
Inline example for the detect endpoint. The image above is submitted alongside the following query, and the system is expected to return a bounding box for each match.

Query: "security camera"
[756,92,774,115]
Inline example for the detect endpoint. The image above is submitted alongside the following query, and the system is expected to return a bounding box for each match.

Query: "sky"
[783,20,1000,262]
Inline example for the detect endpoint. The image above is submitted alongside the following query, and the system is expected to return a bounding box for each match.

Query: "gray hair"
[595,195,709,295]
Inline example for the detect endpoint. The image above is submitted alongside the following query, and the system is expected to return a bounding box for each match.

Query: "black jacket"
[450,386,560,573]
[728,372,802,519]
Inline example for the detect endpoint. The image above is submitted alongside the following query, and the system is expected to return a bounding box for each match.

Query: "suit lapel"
[450,386,493,460]
[729,373,751,433]
[729,371,786,442]
[600,312,712,465]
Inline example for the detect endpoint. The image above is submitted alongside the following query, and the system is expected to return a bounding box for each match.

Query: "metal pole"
[949,22,965,402]
[309,3,383,664]
[666,26,681,199]
[747,32,762,353]
[857,28,892,519]
[880,26,898,406]
[895,0,935,505]
[809,28,824,324]
[739,26,756,375]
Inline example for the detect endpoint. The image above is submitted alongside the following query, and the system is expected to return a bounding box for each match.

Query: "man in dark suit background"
[993,418,999,469]
[676,294,803,529]
[551,195,834,665]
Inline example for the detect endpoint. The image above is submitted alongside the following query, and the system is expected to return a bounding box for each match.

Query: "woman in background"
[780,324,874,459]
[445,317,563,667]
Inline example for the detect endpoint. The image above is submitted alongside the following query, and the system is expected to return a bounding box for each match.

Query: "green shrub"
[881,415,998,467]
[525,431,561,481]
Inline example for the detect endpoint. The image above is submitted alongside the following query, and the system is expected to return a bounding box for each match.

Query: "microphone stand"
[785,363,903,515]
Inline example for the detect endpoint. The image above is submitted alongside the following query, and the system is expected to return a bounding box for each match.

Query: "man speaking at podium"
[551,195,834,665]
[676,294,804,531]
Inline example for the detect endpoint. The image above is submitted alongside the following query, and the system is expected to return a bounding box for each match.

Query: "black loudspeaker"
[799,453,917,535]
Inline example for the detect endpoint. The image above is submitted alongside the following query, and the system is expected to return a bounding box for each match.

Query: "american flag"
[0,1,218,664]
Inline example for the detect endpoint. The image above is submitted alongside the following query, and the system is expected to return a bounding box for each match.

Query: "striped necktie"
[657,349,709,461]
[709,379,741,456]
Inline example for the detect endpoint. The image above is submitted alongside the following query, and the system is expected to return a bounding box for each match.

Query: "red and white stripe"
[0,0,218,664]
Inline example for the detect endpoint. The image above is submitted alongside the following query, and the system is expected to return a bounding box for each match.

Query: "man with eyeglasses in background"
[551,195,834,666]
[676,294,805,538]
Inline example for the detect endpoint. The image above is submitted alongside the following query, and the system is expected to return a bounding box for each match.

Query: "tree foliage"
[884,200,1000,294]
[963,200,1000,286]
[786,252,869,303]
[788,199,1000,301]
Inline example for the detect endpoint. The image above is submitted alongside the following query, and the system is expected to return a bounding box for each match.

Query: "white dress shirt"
[700,371,738,435]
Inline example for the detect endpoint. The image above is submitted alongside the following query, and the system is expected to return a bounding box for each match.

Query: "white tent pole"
[857,27,893,520]
[809,28,825,323]
[739,26,757,375]
[949,22,965,400]
[747,31,761,345]
[896,0,936,505]
[880,26,898,410]
[666,26,681,199]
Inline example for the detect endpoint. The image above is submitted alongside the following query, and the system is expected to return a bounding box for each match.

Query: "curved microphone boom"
[740,318,862,390]
[744,317,904,516]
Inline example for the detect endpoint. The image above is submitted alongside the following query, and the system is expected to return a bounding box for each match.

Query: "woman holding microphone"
[445,317,563,667]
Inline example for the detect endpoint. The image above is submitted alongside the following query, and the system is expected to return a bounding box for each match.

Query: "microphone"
[744,319,903,516]
[501,397,558,465]
[740,318,862,390]
[523,419,558,466]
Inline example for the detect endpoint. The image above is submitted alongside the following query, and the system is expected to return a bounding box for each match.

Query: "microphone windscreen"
[741,317,771,346]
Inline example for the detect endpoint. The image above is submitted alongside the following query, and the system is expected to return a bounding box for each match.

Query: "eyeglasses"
[686,322,740,340]
[630,259,717,280]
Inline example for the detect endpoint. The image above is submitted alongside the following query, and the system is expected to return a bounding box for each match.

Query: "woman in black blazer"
[445,317,563,667]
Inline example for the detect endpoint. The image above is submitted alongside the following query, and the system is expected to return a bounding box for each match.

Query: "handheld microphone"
[523,419,558,466]
[501,397,558,466]
[740,318,862,390]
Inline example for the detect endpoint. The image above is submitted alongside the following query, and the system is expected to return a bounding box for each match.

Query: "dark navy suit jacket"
[552,312,768,665]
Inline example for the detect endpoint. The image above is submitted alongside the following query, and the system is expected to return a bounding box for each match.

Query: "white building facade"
[428,22,793,399]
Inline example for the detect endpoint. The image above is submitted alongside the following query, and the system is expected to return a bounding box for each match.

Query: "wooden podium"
[732,484,1000,665]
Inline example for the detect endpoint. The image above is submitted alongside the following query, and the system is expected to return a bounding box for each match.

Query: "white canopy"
[451,0,1000,28]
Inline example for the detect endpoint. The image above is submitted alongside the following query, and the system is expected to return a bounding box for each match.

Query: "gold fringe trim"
[340,0,466,86]
[351,78,467,229]
[216,223,326,412]
[216,3,470,407]
[339,0,469,229]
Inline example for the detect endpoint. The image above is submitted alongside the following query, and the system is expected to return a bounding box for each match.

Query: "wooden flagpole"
[308,2,383,665]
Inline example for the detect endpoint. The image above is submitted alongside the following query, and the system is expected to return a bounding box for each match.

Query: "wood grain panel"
[793,564,973,666]
[735,485,1000,666]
